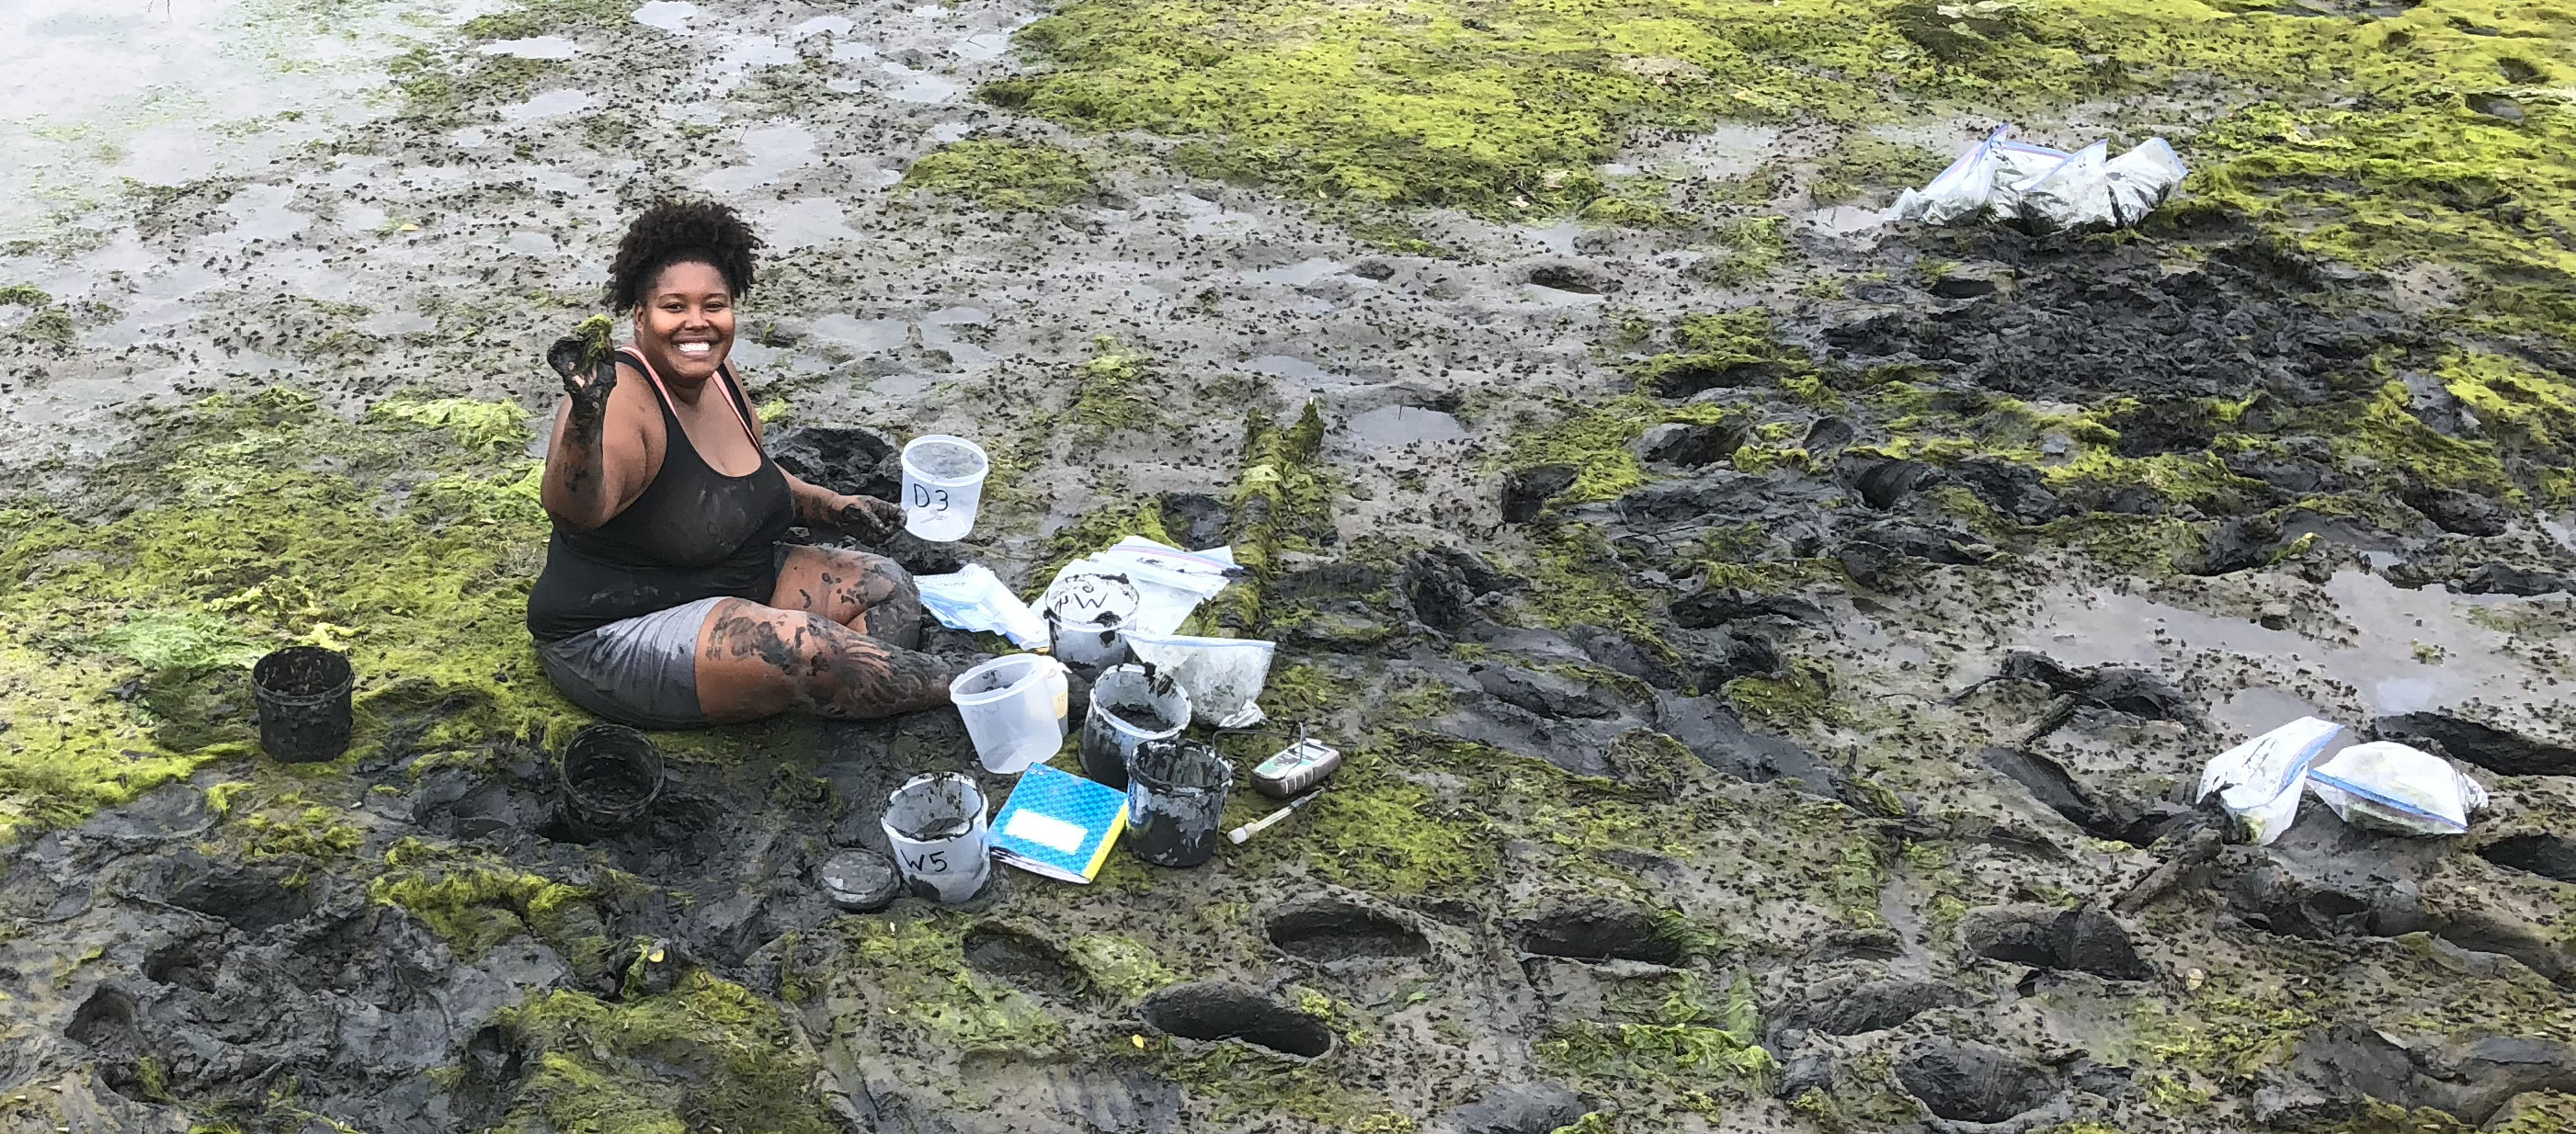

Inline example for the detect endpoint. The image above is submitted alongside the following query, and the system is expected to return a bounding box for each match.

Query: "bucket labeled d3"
[1077,663,1191,790]
[252,646,354,764]
[949,653,1070,775]
[1126,739,1233,868]
[881,773,992,902]
[899,435,989,543]
[556,724,665,838]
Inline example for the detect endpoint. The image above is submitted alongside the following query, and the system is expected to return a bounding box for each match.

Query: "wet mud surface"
[6,0,2576,1132]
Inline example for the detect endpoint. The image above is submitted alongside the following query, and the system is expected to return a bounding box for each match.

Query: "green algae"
[1537,970,1773,1109]
[836,913,1066,1052]
[1066,337,1164,444]
[1503,394,1743,505]
[0,388,570,840]
[1809,130,1952,206]
[501,971,838,1134]
[367,838,613,968]
[1515,523,1672,655]
[899,140,1097,212]
[461,0,633,40]
[1066,933,1182,998]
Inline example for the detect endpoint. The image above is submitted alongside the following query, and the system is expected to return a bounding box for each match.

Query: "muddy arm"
[540,352,654,531]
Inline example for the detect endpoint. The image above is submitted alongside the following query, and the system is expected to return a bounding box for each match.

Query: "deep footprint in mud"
[963,925,1086,999]
[2479,834,2576,884]
[1897,1039,2058,1125]
[1265,901,1431,962]
[1513,900,1688,966]
[1140,982,1335,1058]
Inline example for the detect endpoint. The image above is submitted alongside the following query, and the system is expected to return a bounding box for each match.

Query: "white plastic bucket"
[949,653,1070,775]
[880,773,991,902]
[901,435,989,542]
[1043,572,1141,672]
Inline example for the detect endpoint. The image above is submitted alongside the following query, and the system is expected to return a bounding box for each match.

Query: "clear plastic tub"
[901,435,989,542]
[949,653,1070,775]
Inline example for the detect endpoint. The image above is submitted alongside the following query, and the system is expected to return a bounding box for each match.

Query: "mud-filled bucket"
[1043,572,1140,673]
[950,653,1070,775]
[252,646,353,763]
[556,725,665,836]
[1078,663,1191,790]
[881,773,991,902]
[900,435,989,542]
[1126,739,1233,868]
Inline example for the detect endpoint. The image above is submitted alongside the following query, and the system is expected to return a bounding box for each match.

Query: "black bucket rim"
[251,645,355,707]
[557,723,666,823]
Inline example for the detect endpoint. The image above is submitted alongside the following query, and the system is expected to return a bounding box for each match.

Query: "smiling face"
[632,260,735,384]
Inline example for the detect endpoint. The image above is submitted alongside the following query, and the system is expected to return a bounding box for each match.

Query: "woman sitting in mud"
[525,200,952,728]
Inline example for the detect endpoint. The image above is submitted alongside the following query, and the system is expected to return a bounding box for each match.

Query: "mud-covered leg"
[771,544,925,649]
[694,599,951,723]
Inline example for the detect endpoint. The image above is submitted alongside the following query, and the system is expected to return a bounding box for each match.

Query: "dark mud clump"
[1897,1039,2058,1125]
[1512,899,1688,966]
[1140,981,1336,1057]
[963,925,1086,998]
[1961,904,2153,981]
[1793,979,1967,1038]
[1102,703,1177,734]
[1265,900,1431,962]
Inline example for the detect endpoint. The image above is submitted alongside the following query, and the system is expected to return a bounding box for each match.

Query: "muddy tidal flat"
[4,0,2576,1131]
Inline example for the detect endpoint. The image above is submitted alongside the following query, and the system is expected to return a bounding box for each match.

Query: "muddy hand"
[833,494,903,541]
[548,336,617,426]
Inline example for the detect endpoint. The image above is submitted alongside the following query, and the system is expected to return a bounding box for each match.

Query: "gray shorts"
[535,596,726,730]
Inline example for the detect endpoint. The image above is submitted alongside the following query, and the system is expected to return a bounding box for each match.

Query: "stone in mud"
[1896,1039,2059,1126]
[2226,438,2345,495]
[1686,630,1782,688]
[1981,746,2118,838]
[1803,415,1858,454]
[1843,455,1940,510]
[2253,1023,2423,1127]
[1500,463,1579,523]
[1840,522,1988,587]
[1428,1081,1589,1134]
[1931,262,2011,299]
[1611,469,1841,545]
[1406,545,1514,632]
[2462,562,2576,596]
[1634,421,1746,467]
[2103,399,2220,457]
[1669,586,1826,629]
[767,425,901,500]
[1156,491,1229,550]
[1473,663,1622,720]
[2408,485,2513,537]
[1654,693,1838,795]
[2479,833,2576,884]
[1526,262,1619,294]
[1139,981,1335,1057]
[1265,899,1431,962]
[1790,978,1966,1037]
[1961,904,2154,981]
[1351,259,1398,281]
[1573,623,1684,688]
[2374,712,2576,777]
[1949,456,2065,523]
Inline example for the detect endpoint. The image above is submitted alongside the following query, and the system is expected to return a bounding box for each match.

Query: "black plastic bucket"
[1125,739,1232,868]
[252,646,353,764]
[556,725,665,838]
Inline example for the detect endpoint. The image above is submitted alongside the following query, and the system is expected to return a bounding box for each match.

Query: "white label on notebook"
[1004,810,1088,855]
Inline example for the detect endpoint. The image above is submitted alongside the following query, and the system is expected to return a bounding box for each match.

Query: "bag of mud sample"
[2306,742,2489,836]
[916,563,1049,649]
[2195,716,2342,845]
[1123,631,1276,729]
[1886,125,2186,233]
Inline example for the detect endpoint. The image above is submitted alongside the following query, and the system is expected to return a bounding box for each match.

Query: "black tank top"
[526,347,794,641]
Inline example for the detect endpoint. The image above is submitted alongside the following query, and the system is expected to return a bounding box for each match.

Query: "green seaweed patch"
[367,839,614,970]
[1156,1042,1406,1127]
[899,140,1097,212]
[1810,130,1953,206]
[1066,337,1165,445]
[1513,523,1673,656]
[0,388,573,840]
[835,913,1066,1052]
[501,972,839,1134]
[1503,394,1743,505]
[1536,971,1773,1110]
[1631,309,1812,402]
[462,0,635,40]
[1280,742,1492,895]
[1066,933,1183,999]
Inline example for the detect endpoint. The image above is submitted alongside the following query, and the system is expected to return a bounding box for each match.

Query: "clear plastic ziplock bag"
[1122,631,1276,729]
[2307,742,2489,836]
[915,563,1050,649]
[2196,716,2342,845]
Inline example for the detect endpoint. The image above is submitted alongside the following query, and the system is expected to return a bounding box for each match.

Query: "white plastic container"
[949,653,1071,775]
[1043,572,1142,671]
[881,773,991,902]
[1077,663,1191,790]
[901,435,989,542]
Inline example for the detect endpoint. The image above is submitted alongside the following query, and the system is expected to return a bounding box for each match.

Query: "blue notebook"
[990,764,1127,883]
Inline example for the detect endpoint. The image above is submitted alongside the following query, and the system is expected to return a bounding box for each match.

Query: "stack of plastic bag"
[1886,125,2188,234]
[914,564,1050,649]
[1044,537,1242,637]
[2195,717,2341,845]
[2308,742,2489,836]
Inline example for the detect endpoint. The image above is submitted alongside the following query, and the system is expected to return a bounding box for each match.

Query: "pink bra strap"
[619,346,760,450]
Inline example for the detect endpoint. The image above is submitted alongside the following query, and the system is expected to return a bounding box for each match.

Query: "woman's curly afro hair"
[605,198,762,312]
